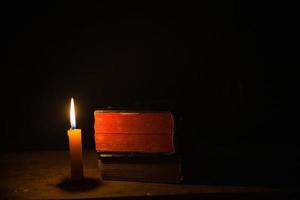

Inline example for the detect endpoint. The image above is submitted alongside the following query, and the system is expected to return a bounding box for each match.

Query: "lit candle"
[68,97,84,180]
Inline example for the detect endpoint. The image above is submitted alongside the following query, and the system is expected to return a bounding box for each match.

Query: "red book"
[94,111,175,153]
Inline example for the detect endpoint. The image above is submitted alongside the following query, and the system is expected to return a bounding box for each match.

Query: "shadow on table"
[58,177,102,192]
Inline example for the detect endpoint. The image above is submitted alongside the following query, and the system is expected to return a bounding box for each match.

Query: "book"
[98,153,182,183]
[94,111,175,153]
[94,110,182,183]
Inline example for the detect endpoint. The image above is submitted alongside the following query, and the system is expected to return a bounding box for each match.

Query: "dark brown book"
[98,154,182,183]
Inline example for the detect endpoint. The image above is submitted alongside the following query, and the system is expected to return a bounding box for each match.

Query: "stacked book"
[94,111,182,183]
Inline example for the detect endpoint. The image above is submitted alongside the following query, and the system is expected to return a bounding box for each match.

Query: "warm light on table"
[67,97,84,180]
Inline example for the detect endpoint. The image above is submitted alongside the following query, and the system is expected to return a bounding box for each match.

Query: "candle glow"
[70,97,76,129]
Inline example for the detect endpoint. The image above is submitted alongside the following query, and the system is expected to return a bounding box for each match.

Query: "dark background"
[2,2,299,186]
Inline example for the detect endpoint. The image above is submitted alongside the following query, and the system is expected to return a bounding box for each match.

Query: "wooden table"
[0,150,297,199]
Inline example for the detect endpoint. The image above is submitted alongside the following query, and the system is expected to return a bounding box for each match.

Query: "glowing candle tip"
[70,97,76,129]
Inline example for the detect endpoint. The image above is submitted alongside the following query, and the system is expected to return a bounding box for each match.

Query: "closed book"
[98,154,182,183]
[94,110,181,183]
[94,111,175,153]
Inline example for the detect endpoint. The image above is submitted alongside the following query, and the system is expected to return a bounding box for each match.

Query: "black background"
[2,2,299,186]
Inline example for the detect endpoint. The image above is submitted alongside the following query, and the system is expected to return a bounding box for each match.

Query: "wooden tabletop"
[0,150,297,199]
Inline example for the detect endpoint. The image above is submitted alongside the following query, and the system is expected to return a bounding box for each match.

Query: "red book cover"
[94,111,175,153]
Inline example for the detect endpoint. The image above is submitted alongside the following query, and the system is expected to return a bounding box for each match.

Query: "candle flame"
[70,97,76,129]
